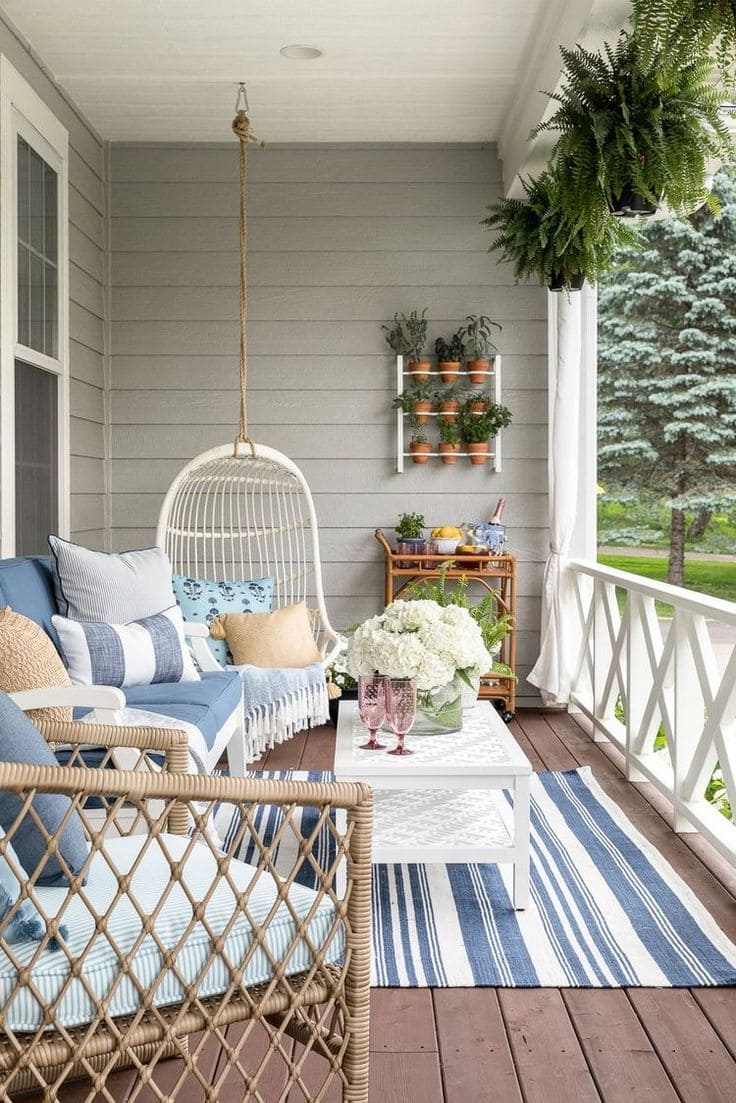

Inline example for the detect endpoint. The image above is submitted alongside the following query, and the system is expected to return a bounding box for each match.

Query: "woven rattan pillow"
[211,602,322,668]
[0,606,72,722]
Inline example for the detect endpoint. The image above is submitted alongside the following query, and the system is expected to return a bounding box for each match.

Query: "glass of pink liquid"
[386,677,417,756]
[357,674,387,750]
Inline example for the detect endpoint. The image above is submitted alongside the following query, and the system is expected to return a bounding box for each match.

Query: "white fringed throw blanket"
[229,662,329,761]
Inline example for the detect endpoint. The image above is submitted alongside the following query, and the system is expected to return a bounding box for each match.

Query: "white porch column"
[528,284,597,705]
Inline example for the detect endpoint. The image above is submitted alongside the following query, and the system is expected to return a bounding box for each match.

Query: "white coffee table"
[334,699,532,909]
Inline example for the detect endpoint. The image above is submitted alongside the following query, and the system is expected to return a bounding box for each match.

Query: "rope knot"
[232,111,252,143]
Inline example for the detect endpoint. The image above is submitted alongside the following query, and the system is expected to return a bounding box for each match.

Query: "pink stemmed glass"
[358,674,387,750]
[386,677,417,756]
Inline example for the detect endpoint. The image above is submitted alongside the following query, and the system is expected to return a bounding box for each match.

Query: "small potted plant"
[464,390,492,416]
[408,427,432,464]
[459,401,513,465]
[438,416,462,465]
[458,314,501,383]
[435,385,462,420]
[392,381,434,425]
[434,332,464,383]
[382,309,431,381]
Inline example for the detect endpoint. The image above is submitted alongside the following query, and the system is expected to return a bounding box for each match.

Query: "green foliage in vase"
[438,416,462,445]
[598,159,736,588]
[484,169,637,289]
[382,309,429,361]
[392,380,434,411]
[534,32,730,217]
[395,511,426,539]
[457,314,501,360]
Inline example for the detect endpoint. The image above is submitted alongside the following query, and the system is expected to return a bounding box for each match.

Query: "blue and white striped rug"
[215,767,736,987]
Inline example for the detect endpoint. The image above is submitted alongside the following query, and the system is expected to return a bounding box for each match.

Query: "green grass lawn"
[597,553,736,609]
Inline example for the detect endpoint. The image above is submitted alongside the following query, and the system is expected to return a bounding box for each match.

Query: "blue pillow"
[172,574,274,667]
[0,692,89,886]
[0,833,67,950]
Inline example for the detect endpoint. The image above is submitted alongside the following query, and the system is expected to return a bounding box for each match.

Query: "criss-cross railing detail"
[568,559,736,863]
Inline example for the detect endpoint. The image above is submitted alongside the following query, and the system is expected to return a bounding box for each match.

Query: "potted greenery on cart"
[458,314,501,383]
[383,309,431,380]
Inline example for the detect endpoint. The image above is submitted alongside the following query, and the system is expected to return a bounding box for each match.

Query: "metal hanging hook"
[235,82,249,114]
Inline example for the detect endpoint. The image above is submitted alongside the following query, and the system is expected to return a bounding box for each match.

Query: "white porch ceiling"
[0,0,548,143]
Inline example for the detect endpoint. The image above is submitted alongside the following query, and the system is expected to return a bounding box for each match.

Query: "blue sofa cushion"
[0,692,89,885]
[123,671,242,752]
[0,557,59,648]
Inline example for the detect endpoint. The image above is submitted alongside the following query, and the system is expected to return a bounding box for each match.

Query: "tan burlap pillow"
[211,602,322,668]
[0,605,73,722]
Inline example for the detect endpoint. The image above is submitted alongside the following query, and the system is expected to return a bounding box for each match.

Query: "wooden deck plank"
[692,988,736,1060]
[370,989,438,1052]
[432,988,523,1103]
[498,989,601,1103]
[628,989,736,1103]
[367,1052,444,1103]
[562,990,679,1103]
[213,1021,295,1102]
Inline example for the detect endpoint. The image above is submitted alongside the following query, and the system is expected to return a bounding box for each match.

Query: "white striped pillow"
[52,606,200,688]
[48,537,175,624]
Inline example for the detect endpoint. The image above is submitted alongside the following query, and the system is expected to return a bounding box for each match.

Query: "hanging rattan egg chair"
[156,88,344,691]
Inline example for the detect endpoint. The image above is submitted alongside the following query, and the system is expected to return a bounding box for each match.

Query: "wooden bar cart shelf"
[375,529,517,719]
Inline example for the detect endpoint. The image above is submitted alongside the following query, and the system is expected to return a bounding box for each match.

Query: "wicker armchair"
[0,720,372,1102]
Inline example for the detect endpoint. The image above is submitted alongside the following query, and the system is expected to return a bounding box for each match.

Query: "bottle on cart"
[489,497,506,524]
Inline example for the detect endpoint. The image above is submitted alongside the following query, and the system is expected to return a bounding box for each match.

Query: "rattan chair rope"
[156,85,343,685]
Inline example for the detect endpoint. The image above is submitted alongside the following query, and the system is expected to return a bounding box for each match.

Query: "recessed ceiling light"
[279,44,322,60]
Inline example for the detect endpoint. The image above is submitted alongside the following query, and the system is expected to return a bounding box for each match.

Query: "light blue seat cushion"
[172,574,274,667]
[0,832,343,1033]
[0,556,59,648]
[0,833,67,950]
[123,671,242,752]
[0,693,89,886]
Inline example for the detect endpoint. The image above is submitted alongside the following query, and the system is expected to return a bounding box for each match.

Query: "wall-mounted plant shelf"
[395,354,503,473]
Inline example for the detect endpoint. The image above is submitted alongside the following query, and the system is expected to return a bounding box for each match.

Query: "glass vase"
[413,674,464,735]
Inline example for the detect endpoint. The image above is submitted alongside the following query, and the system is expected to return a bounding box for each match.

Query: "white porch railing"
[568,558,736,864]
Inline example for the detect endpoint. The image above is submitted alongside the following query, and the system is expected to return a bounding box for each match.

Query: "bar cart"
[375,529,516,719]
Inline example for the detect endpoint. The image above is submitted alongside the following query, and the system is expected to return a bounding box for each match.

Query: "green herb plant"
[382,309,429,361]
[457,314,501,360]
[395,512,426,539]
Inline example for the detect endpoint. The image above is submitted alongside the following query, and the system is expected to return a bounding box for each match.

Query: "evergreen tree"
[598,163,736,585]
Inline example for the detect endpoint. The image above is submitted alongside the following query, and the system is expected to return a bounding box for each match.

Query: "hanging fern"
[631,0,736,85]
[534,32,731,217]
[483,168,637,289]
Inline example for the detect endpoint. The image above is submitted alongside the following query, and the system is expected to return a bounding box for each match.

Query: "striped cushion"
[48,537,175,623]
[0,833,342,1032]
[53,606,200,688]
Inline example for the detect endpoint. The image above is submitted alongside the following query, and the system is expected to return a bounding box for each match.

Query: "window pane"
[17,135,58,358]
[14,360,58,556]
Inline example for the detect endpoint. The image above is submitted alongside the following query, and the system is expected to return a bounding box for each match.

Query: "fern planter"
[610,189,659,218]
[549,271,585,292]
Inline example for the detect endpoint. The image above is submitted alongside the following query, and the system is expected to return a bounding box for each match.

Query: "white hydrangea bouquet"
[345,600,492,733]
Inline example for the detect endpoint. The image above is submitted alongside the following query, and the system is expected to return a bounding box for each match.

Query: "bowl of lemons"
[431,526,463,554]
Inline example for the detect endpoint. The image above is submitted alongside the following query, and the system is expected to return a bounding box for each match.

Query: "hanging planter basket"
[610,189,658,218]
[548,272,585,293]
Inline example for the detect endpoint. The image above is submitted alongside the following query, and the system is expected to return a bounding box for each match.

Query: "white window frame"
[0,55,69,557]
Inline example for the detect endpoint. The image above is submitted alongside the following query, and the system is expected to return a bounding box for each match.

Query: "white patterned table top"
[334,700,531,781]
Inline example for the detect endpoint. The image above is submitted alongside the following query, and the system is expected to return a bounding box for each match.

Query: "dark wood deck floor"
[58,710,736,1102]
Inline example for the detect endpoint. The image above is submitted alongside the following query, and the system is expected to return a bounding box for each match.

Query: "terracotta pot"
[438,360,461,383]
[413,400,432,425]
[408,360,432,382]
[469,400,489,416]
[410,441,432,464]
[467,358,491,384]
[467,442,490,465]
[439,399,460,419]
[439,442,461,465]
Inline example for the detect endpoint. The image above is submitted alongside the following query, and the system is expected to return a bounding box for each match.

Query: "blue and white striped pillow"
[52,606,200,688]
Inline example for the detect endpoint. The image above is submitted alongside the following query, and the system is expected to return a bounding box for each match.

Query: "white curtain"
[528,291,583,705]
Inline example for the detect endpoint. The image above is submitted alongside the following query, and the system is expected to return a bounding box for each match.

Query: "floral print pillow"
[172,574,274,667]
